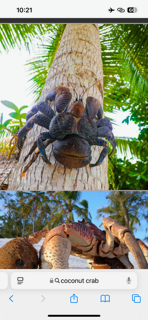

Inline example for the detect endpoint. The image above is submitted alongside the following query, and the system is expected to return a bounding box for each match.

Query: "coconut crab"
[0,217,148,269]
[17,85,116,172]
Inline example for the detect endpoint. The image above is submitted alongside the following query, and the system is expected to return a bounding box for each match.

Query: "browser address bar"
[11,272,137,289]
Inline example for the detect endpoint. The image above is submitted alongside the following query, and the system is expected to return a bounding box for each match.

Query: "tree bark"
[8,24,108,191]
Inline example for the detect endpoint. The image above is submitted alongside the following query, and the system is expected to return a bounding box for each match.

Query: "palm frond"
[116,137,147,159]
[0,24,51,53]
[99,24,148,115]
[26,24,66,101]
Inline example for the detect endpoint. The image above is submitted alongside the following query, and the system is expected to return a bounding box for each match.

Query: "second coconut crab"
[0,217,148,269]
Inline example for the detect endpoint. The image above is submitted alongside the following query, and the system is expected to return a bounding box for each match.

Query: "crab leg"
[103,217,148,269]
[26,101,55,121]
[136,239,148,263]
[17,113,52,150]
[37,132,56,164]
[24,229,49,244]
[118,255,134,269]
[97,127,117,157]
[89,139,109,167]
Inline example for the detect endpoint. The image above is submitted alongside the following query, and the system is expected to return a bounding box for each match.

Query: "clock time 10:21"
[17,8,32,13]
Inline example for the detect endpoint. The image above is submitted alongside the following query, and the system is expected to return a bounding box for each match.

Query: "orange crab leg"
[24,230,49,245]
[102,217,148,269]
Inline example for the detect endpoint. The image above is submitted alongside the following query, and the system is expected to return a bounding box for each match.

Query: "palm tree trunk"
[32,216,35,233]
[8,24,108,191]
[118,191,129,228]
[22,218,25,237]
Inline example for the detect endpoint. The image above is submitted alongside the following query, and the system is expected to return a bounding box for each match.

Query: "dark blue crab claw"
[89,139,109,167]
[89,126,117,167]
[55,89,72,113]
[96,118,113,131]
[45,87,60,103]
[45,86,72,113]
[98,126,117,157]
[97,105,104,120]
[86,97,103,120]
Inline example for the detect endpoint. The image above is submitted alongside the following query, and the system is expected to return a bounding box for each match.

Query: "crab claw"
[103,217,148,269]
[45,86,72,113]
[39,222,97,269]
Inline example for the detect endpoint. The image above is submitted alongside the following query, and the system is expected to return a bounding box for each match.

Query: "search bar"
[11,272,137,289]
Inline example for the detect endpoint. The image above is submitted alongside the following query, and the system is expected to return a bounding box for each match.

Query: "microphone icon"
[126,277,132,284]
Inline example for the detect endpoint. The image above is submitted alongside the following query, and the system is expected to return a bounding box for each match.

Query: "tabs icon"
[132,294,141,303]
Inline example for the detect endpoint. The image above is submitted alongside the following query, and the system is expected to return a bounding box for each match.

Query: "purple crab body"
[17,86,117,171]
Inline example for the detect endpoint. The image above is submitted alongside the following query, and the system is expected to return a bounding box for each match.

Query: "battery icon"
[127,7,138,13]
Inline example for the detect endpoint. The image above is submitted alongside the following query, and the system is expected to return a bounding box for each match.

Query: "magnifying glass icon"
[55,278,60,283]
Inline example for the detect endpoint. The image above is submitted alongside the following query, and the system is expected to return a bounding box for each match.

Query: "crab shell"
[53,135,92,168]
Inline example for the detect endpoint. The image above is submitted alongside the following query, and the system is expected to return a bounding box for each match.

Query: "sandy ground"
[0,238,140,269]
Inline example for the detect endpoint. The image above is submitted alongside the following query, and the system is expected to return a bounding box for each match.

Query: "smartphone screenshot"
[0,1,148,319]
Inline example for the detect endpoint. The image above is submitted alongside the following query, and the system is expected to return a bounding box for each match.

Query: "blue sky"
[0,191,147,240]
[81,191,147,240]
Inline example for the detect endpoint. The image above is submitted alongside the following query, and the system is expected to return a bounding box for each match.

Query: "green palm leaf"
[26,24,66,101]
[99,24,148,116]
[0,24,51,52]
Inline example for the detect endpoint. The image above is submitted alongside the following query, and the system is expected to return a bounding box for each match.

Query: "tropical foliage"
[0,24,148,188]
[0,101,28,138]
[43,191,91,230]
[0,191,52,237]
[0,24,54,53]
[97,191,148,238]
[0,191,91,237]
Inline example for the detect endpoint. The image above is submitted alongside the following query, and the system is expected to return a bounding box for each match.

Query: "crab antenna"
[50,65,78,98]
[81,78,103,98]
[43,207,64,224]
[48,212,63,224]
[47,192,71,222]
